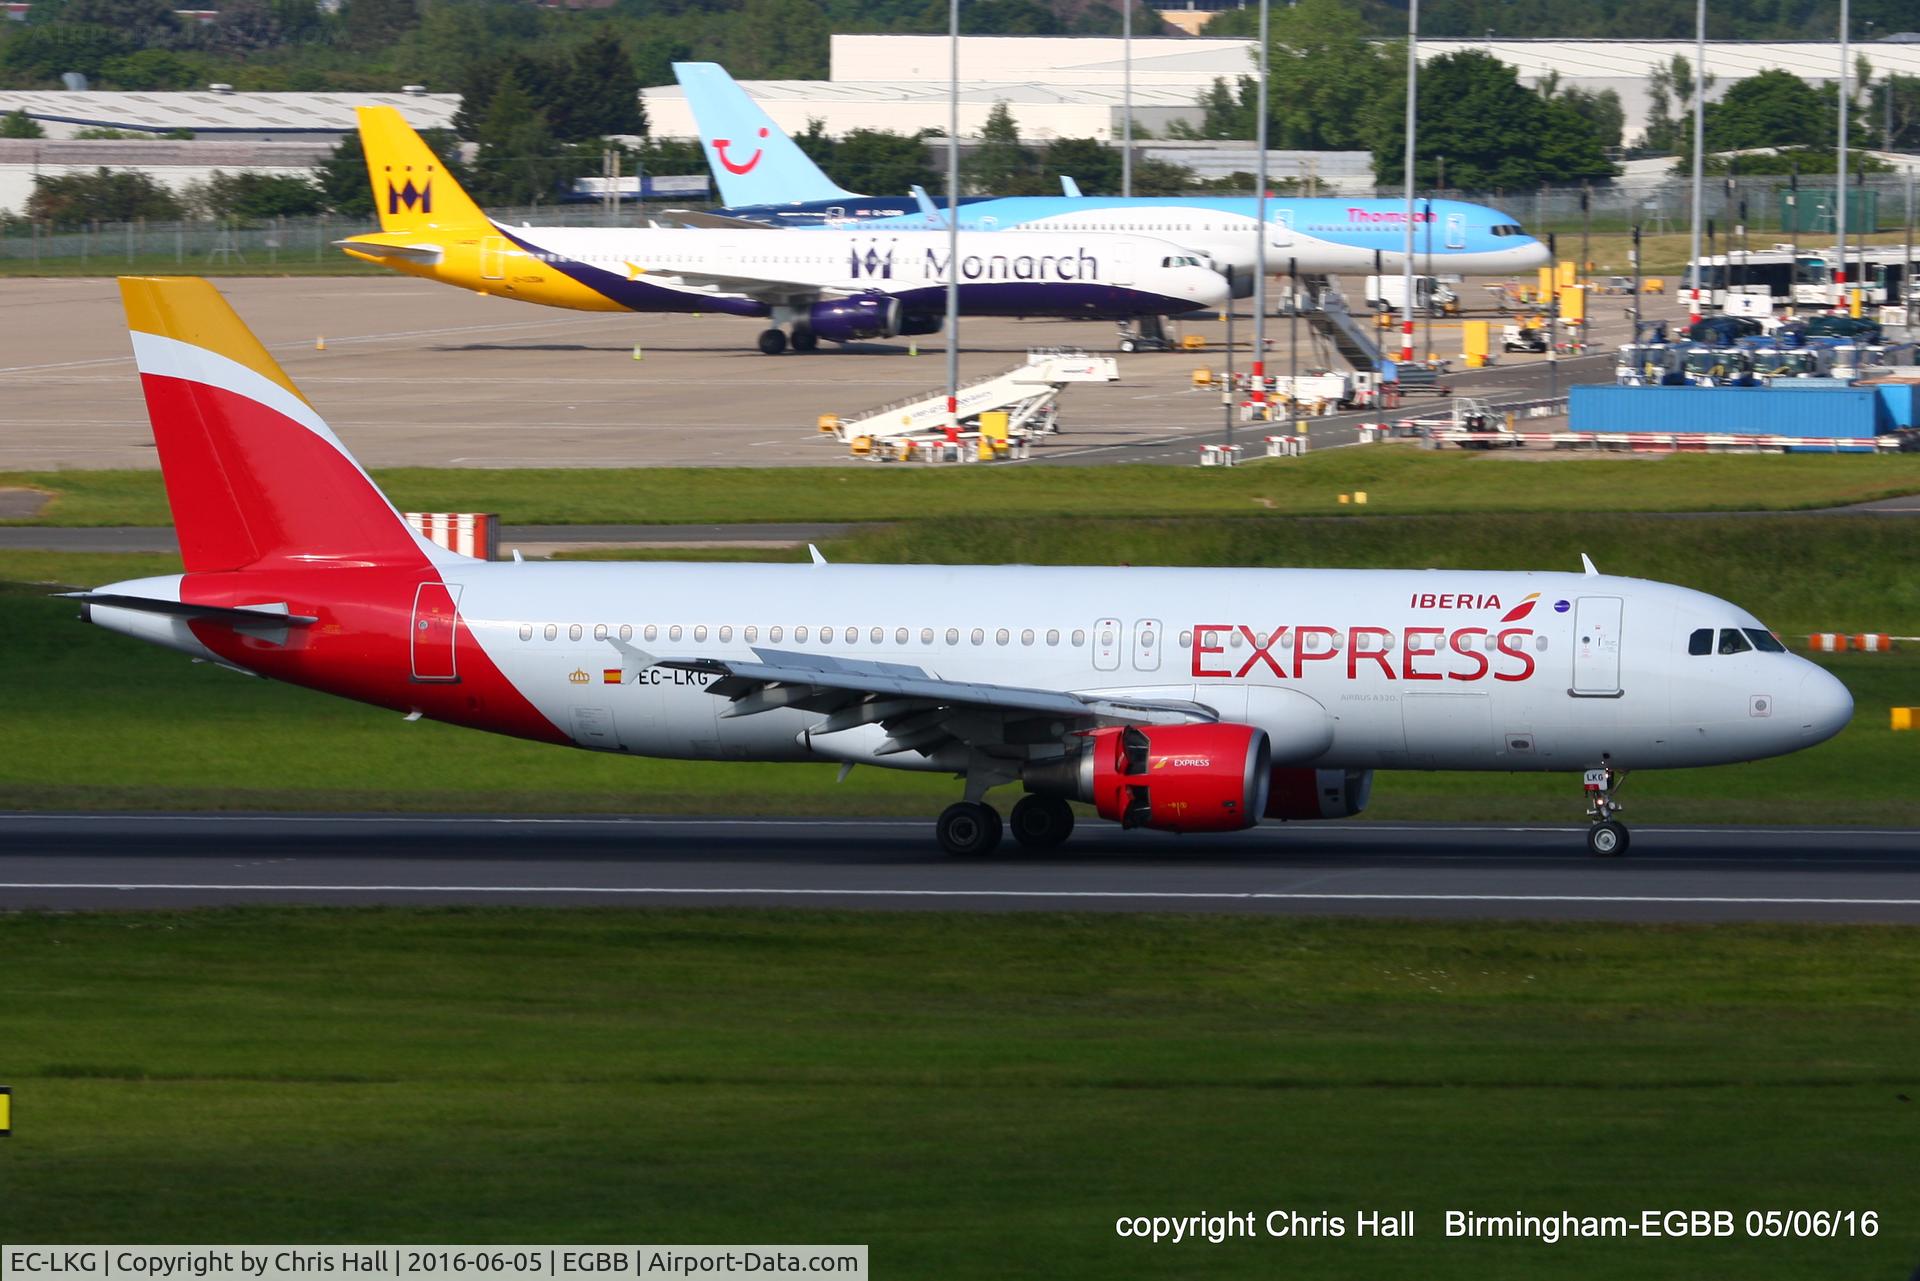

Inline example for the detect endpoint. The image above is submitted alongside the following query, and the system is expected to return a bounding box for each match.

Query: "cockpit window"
[1688,628,1713,656]
[1492,224,1528,237]
[1744,627,1787,654]
[1718,628,1753,655]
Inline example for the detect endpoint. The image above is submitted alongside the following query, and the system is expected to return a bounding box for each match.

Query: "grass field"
[3,907,1917,1277]
[5,451,1920,527]
[6,510,1917,824]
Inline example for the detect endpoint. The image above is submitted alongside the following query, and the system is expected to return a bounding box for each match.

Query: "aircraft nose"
[1517,239,1551,268]
[1795,665,1854,743]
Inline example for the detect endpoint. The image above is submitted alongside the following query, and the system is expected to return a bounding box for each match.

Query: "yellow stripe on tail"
[356,106,489,233]
[122,275,310,406]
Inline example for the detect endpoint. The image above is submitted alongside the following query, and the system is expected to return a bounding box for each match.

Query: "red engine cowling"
[1081,724,1272,833]
[1265,767,1374,820]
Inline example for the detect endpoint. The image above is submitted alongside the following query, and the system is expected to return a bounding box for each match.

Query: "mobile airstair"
[1299,273,1386,373]
[828,348,1119,454]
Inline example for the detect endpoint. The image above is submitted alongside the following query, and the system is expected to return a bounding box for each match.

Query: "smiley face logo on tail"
[713,127,769,175]
[1500,592,1542,623]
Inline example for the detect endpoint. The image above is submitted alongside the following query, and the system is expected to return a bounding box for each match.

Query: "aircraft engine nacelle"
[898,313,944,336]
[1026,724,1271,833]
[1264,767,1374,821]
[808,296,902,342]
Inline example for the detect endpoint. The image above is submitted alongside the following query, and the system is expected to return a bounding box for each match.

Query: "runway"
[4,812,1919,922]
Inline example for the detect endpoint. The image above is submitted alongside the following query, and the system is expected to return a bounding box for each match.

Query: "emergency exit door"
[1132,618,1162,672]
[411,582,461,683]
[1269,209,1294,248]
[1570,596,1623,696]
[1091,618,1122,671]
[1446,212,1467,249]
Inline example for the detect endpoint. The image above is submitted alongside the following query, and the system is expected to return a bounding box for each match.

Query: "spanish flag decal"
[603,669,622,685]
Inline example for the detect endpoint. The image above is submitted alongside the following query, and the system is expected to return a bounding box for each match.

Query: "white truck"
[1364,274,1459,316]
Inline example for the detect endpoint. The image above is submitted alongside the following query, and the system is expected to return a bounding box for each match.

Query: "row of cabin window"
[1687,627,1787,656]
[510,623,1552,655]
[517,622,1095,647]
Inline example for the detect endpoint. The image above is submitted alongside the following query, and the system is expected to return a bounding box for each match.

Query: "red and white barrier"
[405,512,498,560]
[1266,434,1307,457]
[1199,444,1242,467]
[1808,633,1849,652]
[1853,634,1895,652]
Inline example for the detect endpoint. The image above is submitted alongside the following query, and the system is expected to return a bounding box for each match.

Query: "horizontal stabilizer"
[59,592,319,628]
[333,239,443,263]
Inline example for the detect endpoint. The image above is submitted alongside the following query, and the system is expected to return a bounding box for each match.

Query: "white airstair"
[829,348,1119,450]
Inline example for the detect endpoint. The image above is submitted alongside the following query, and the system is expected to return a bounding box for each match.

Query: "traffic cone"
[314,336,325,351]
[632,344,643,361]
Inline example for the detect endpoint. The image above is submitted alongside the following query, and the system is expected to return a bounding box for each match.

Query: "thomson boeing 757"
[673,61,1551,282]
[338,107,1226,354]
[74,278,1852,857]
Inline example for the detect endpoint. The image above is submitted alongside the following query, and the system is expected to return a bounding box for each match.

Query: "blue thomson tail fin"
[674,61,859,206]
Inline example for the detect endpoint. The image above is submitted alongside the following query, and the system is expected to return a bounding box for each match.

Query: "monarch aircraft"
[75,278,1854,858]
[338,107,1227,354]
[673,61,1552,285]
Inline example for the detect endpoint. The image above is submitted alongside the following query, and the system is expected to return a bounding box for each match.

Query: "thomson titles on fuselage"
[849,239,1102,282]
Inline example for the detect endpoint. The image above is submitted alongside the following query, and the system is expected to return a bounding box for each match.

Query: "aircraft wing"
[645,648,1215,761]
[656,208,774,230]
[620,263,843,307]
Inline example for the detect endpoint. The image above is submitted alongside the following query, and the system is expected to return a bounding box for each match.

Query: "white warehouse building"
[640,33,1920,152]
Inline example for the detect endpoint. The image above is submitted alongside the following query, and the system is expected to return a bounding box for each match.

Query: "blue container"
[1875,382,1919,429]
[1569,384,1886,437]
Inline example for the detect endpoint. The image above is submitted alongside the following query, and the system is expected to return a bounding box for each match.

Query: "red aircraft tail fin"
[120,276,434,573]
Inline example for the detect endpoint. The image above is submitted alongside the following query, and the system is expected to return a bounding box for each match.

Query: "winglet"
[1580,553,1599,576]
[808,544,829,565]
[909,184,947,227]
[1060,175,1083,198]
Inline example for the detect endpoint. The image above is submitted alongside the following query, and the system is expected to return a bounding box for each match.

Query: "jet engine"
[898,313,944,336]
[1024,724,1271,833]
[1265,767,1374,820]
[807,296,902,342]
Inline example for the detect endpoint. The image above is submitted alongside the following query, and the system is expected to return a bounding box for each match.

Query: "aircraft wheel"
[1010,794,1075,851]
[757,328,788,355]
[790,327,819,353]
[1118,338,1137,353]
[1586,820,1629,858]
[937,801,1003,858]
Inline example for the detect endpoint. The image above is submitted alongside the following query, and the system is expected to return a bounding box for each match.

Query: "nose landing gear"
[1582,763,1630,857]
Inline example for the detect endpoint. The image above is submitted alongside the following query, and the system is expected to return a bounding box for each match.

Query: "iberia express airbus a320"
[76,279,1853,856]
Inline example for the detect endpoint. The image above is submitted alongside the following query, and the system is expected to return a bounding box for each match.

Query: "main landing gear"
[755,325,819,355]
[1582,762,1630,857]
[935,793,1076,857]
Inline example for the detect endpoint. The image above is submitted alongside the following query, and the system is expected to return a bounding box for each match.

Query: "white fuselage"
[190,561,1842,774]
[487,224,1230,316]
